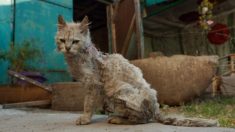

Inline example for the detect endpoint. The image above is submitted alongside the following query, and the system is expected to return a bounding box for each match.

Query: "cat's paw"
[76,116,91,125]
[108,116,123,124]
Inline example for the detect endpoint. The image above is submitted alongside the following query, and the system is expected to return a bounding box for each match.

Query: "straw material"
[131,55,218,105]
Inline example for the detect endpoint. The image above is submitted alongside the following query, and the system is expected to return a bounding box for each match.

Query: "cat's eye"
[60,39,65,43]
[72,40,80,44]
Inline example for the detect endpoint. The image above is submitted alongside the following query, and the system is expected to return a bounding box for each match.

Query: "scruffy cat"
[55,15,218,126]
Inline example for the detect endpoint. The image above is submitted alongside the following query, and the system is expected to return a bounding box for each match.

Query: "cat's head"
[55,15,91,55]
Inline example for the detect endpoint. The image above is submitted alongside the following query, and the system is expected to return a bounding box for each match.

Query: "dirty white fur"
[55,15,218,126]
[55,15,159,125]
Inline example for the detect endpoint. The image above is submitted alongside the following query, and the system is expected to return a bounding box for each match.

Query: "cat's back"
[102,54,146,84]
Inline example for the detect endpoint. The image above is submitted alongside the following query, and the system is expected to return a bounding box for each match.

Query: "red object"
[207,23,230,45]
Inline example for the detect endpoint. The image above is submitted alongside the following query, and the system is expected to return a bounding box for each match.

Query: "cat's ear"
[80,16,89,34]
[58,15,67,30]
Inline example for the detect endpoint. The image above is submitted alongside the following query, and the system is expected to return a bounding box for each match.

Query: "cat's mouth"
[65,51,75,55]
[64,52,76,58]
[64,50,78,56]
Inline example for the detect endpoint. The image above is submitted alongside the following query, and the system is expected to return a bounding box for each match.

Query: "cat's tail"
[155,113,219,127]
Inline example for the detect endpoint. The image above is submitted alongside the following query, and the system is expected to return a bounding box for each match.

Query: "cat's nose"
[65,47,71,51]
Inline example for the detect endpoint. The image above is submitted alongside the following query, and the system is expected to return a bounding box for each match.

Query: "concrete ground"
[0,107,234,132]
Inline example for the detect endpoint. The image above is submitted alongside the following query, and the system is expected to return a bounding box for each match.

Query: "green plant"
[181,96,235,128]
[0,40,42,72]
[161,96,235,128]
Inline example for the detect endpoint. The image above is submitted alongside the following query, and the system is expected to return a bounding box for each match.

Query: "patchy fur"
[55,15,218,127]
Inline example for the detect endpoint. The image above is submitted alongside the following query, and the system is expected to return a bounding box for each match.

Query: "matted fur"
[55,15,159,125]
[55,15,218,126]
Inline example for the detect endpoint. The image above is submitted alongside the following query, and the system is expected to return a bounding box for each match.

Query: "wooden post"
[179,29,185,54]
[106,5,117,53]
[106,5,113,53]
[121,14,136,57]
[230,55,235,73]
[134,0,144,58]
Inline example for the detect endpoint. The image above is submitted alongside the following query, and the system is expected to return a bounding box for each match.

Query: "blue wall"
[145,0,167,6]
[0,0,73,84]
[0,4,11,84]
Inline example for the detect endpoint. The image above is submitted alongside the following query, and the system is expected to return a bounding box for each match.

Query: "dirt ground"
[0,106,234,132]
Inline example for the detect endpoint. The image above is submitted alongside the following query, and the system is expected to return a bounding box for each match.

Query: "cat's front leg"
[76,89,97,125]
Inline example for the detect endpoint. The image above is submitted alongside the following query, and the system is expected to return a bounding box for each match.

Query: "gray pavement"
[0,108,234,132]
